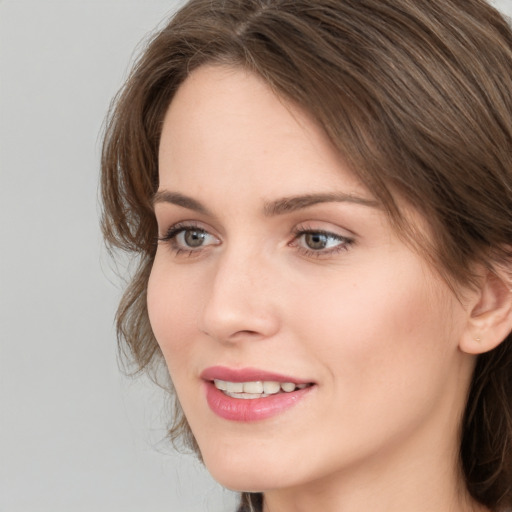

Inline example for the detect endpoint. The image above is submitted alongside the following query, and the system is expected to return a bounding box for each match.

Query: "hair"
[101,0,512,510]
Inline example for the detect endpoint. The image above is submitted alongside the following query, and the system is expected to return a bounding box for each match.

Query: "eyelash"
[156,222,355,259]
[290,225,354,259]
[156,222,213,258]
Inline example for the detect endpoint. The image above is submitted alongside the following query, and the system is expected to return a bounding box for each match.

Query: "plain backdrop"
[0,1,237,511]
[1,1,511,511]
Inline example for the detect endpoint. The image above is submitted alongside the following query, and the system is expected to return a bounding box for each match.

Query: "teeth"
[243,381,264,393]
[263,381,281,394]
[213,379,308,396]
[227,381,244,393]
[230,393,264,400]
[213,379,227,391]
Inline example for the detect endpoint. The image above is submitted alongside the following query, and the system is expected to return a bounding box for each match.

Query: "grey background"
[0,1,237,511]
[1,1,511,511]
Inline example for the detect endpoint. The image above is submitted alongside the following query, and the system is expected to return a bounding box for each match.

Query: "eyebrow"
[263,192,379,216]
[152,190,212,215]
[152,190,379,216]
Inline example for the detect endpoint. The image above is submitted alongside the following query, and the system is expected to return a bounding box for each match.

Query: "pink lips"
[201,366,314,422]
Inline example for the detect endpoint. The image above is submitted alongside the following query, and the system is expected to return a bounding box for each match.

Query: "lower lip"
[204,381,314,422]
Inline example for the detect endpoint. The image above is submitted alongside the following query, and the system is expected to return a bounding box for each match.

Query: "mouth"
[201,367,315,421]
[213,379,311,399]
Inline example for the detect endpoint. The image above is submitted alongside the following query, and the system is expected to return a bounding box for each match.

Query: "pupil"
[185,230,205,247]
[305,233,327,250]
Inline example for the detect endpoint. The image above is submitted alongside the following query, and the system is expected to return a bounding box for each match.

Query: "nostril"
[224,329,267,343]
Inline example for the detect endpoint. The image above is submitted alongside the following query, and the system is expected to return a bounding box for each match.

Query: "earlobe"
[459,270,512,355]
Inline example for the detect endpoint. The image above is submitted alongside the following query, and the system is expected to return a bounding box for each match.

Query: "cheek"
[146,261,200,374]
[287,258,462,414]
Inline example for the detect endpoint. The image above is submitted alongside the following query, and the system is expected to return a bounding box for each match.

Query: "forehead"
[158,64,367,198]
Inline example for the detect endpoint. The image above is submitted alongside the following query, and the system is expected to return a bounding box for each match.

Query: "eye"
[291,227,354,257]
[157,223,220,255]
[177,228,210,248]
[302,232,341,250]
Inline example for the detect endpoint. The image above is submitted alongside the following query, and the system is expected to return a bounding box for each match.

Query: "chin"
[199,442,296,492]
[207,466,287,493]
[209,471,269,493]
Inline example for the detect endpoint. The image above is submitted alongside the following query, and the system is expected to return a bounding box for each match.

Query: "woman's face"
[148,65,475,494]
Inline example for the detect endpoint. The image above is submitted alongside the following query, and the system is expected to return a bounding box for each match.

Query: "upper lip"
[201,366,313,384]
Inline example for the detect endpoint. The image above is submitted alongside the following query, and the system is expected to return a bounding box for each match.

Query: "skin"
[148,64,491,512]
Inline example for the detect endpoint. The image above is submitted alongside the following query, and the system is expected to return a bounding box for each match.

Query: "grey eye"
[304,232,329,250]
[183,229,207,247]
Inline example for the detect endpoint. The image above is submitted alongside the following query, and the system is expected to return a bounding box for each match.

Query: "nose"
[198,246,280,344]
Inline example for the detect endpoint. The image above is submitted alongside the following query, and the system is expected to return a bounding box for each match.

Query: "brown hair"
[101,1,512,510]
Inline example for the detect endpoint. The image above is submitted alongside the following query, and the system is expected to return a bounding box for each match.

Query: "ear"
[459,269,512,355]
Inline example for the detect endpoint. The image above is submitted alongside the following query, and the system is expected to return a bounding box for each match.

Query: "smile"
[214,379,309,399]
[201,367,315,421]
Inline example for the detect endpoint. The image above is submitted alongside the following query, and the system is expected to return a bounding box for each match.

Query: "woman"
[101,1,512,510]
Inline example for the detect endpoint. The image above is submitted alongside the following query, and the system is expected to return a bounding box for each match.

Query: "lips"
[201,366,315,422]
